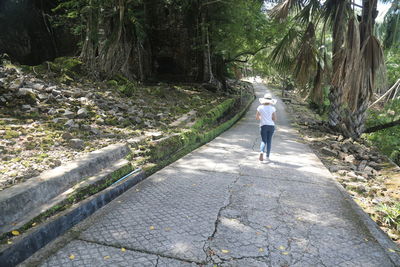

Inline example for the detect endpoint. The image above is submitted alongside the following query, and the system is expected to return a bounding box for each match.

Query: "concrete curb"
[0,143,130,234]
[0,169,145,267]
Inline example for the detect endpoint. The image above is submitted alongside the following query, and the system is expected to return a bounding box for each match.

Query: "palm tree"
[269,0,386,138]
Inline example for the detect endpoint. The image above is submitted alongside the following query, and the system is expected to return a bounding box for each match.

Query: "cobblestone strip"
[39,239,197,267]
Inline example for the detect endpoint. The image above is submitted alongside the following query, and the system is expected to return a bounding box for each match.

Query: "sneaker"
[259,152,263,161]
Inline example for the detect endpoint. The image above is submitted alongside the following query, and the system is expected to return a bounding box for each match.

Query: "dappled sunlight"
[171,242,192,254]
[220,217,251,233]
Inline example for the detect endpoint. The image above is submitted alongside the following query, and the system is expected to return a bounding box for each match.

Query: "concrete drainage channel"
[0,93,255,266]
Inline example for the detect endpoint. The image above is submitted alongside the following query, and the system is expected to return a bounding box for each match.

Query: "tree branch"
[364,119,400,133]
[224,46,267,63]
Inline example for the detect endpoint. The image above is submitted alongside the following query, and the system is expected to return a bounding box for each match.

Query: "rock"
[62,132,74,140]
[135,117,142,124]
[0,96,7,104]
[330,143,341,151]
[9,78,24,90]
[341,145,349,153]
[49,159,62,168]
[62,90,74,97]
[21,105,31,111]
[321,147,337,157]
[117,104,129,111]
[63,110,75,119]
[77,108,88,118]
[364,166,376,176]
[349,164,357,171]
[64,119,77,128]
[346,182,367,193]
[52,118,65,124]
[78,97,89,105]
[368,161,382,170]
[46,86,57,93]
[347,171,358,179]
[73,90,85,98]
[356,175,367,182]
[90,127,100,135]
[47,108,58,115]
[329,165,340,172]
[357,153,370,160]
[69,139,85,150]
[52,89,61,96]
[344,154,355,163]
[37,94,48,101]
[17,88,35,97]
[357,160,368,171]
[338,152,347,161]
[32,83,45,90]
[337,135,344,142]
[96,118,105,125]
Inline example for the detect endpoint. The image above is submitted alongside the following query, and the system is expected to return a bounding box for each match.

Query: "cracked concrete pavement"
[23,84,398,267]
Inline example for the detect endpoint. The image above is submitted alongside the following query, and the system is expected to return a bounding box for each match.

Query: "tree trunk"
[365,119,400,133]
[328,0,346,127]
[342,0,379,139]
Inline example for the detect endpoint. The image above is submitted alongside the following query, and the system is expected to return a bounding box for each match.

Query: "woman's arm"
[272,112,277,122]
[256,111,261,120]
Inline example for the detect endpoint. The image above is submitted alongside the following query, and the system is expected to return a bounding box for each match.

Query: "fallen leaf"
[69,254,75,260]
[149,226,155,230]
[256,232,261,235]
[104,256,110,260]
[192,184,197,186]
[259,248,264,252]
[135,189,140,192]
[7,240,12,244]
[11,230,20,236]
[264,225,272,229]
[388,249,396,253]
[278,246,285,250]
[117,201,122,203]
[221,249,230,253]
[282,251,289,255]
[364,238,369,242]
[32,222,37,227]
[121,248,126,252]
[164,227,171,231]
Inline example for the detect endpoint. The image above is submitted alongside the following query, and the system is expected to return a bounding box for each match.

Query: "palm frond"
[269,0,302,21]
[293,22,317,85]
[360,35,386,97]
[268,26,302,73]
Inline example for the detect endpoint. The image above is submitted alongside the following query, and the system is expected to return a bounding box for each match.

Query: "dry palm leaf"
[269,0,301,21]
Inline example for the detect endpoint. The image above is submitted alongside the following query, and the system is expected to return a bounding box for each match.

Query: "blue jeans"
[260,125,275,157]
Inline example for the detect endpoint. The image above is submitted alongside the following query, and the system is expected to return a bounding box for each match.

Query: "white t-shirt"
[257,105,276,126]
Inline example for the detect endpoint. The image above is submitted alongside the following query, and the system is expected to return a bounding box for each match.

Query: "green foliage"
[366,99,400,165]
[108,75,139,97]
[378,202,400,231]
[385,50,400,86]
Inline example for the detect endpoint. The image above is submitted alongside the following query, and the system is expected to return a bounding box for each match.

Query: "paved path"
[28,84,396,266]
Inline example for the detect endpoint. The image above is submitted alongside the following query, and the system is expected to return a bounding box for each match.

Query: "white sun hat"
[259,93,277,105]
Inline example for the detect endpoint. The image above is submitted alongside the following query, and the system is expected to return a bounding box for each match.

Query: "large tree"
[269,0,386,138]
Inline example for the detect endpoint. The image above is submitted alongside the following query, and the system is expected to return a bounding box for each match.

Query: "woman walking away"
[256,93,277,161]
